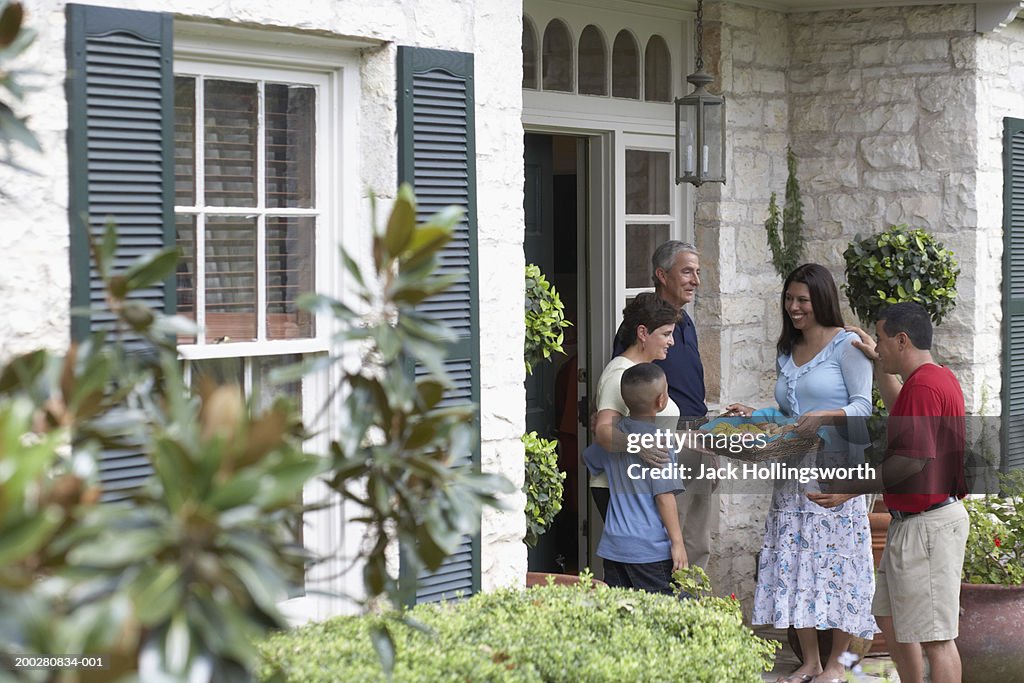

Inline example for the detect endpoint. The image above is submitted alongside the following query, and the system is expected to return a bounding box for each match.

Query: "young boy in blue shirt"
[584,363,687,594]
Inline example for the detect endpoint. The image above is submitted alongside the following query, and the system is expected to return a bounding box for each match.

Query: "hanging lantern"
[675,0,725,186]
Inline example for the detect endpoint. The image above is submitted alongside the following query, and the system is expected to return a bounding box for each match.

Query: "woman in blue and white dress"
[727,263,877,683]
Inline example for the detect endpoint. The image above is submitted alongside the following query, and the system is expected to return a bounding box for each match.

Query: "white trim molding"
[976,1,1024,32]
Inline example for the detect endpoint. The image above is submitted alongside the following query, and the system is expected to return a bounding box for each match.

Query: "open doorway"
[524,132,586,574]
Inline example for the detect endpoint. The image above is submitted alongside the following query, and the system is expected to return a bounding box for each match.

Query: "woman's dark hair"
[777,263,845,356]
[615,292,680,348]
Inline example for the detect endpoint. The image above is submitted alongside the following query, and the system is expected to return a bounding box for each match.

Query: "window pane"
[190,357,244,392]
[522,18,538,89]
[204,80,257,207]
[176,214,197,344]
[252,354,304,413]
[205,216,256,342]
[267,216,315,339]
[626,150,671,215]
[542,19,573,92]
[645,35,671,102]
[578,25,607,96]
[174,77,196,205]
[625,224,670,288]
[266,84,315,209]
[612,30,639,99]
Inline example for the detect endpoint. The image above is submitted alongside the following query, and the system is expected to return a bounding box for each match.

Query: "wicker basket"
[698,417,821,462]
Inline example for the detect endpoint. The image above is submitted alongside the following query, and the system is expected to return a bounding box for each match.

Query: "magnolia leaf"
[0,507,62,565]
[419,205,463,232]
[401,226,452,271]
[123,247,180,292]
[369,623,396,677]
[416,379,446,410]
[296,292,355,320]
[0,348,48,393]
[385,184,416,257]
[374,323,402,363]
[0,2,24,49]
[340,247,366,288]
[132,564,184,626]
[68,528,167,567]
[0,103,40,151]
[404,421,437,450]
[100,220,118,275]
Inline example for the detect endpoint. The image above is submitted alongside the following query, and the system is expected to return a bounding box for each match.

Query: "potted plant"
[522,431,572,586]
[522,431,565,549]
[842,224,960,328]
[956,471,1024,683]
[524,264,571,375]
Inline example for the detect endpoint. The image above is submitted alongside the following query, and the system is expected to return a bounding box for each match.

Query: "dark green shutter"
[396,47,482,604]
[66,4,173,497]
[1003,117,1024,472]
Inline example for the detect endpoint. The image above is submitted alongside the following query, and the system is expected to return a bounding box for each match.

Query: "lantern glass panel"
[675,100,697,176]
[703,100,724,180]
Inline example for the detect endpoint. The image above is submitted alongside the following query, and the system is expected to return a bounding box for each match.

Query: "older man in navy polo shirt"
[613,240,716,569]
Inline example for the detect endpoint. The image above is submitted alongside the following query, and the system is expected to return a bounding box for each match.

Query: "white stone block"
[883,195,943,230]
[801,157,859,193]
[976,40,1010,74]
[835,104,910,134]
[728,95,765,129]
[856,43,888,67]
[791,99,837,134]
[951,36,975,69]
[860,135,920,170]
[905,5,973,34]
[892,38,950,64]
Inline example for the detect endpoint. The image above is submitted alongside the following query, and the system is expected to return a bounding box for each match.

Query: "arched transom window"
[523,13,675,102]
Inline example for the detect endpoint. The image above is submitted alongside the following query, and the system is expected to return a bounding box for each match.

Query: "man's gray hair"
[651,240,699,287]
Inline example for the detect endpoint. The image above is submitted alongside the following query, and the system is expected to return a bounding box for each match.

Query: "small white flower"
[837,650,859,668]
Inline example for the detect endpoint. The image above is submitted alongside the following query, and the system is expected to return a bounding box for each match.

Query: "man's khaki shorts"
[872,501,968,643]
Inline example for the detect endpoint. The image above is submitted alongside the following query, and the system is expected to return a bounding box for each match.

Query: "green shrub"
[259,582,777,682]
[524,264,571,375]
[522,431,565,547]
[843,224,959,326]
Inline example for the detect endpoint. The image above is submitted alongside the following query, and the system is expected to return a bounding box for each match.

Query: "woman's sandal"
[775,674,815,683]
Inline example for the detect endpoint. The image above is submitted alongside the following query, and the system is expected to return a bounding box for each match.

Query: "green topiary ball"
[843,224,960,326]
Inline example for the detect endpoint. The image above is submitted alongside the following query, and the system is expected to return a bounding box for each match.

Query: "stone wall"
[788,4,981,402]
[973,18,1024,414]
[5,0,526,610]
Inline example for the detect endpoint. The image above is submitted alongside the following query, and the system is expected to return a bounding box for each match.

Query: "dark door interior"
[524,133,581,573]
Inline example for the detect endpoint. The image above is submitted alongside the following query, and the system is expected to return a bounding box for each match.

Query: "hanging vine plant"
[764,146,805,280]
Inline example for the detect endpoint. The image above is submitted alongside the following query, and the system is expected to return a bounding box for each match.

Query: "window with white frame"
[174,64,327,347]
[171,27,363,620]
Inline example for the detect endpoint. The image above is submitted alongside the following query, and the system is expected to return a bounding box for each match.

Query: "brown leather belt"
[889,496,959,521]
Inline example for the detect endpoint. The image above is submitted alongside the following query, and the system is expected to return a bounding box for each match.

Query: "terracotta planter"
[867,497,890,656]
[956,583,1024,683]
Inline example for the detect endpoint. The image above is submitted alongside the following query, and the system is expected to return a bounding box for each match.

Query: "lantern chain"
[695,0,704,73]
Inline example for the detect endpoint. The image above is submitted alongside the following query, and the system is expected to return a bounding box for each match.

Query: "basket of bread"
[696,413,821,462]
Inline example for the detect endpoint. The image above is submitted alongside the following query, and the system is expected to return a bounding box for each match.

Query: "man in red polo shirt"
[840,302,968,683]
